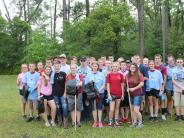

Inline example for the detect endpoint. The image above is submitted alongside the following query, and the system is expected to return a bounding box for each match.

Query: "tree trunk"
[161,0,168,62]
[2,0,11,21]
[63,0,67,30]
[68,0,70,22]
[53,0,57,40]
[138,0,144,58]
[50,0,53,38]
[85,0,90,17]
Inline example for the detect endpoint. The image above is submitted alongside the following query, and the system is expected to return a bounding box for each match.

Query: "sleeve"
[139,74,144,82]
[106,74,110,83]
[121,73,125,83]
[159,71,163,84]
[162,65,167,76]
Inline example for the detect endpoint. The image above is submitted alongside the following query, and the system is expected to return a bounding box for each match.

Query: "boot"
[64,117,68,129]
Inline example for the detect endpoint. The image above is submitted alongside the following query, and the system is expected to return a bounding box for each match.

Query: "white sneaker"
[51,120,56,126]
[161,115,166,121]
[45,122,51,127]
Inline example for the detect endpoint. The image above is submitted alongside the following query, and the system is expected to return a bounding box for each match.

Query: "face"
[98,60,103,67]
[37,63,43,70]
[29,64,35,72]
[80,60,87,67]
[108,56,114,62]
[134,56,141,64]
[59,57,66,64]
[53,58,58,64]
[46,60,52,67]
[70,64,77,73]
[154,56,162,64]
[130,64,136,73]
[54,64,60,72]
[121,62,127,70]
[149,61,155,70]
[112,63,119,72]
[105,61,111,68]
[21,65,28,73]
[45,67,51,75]
[176,59,183,66]
[168,57,175,66]
[71,58,77,64]
[92,64,98,72]
[143,58,149,66]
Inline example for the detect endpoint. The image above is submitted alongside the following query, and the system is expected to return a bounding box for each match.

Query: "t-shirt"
[66,73,83,94]
[146,70,163,91]
[106,72,124,97]
[37,76,52,96]
[17,72,25,90]
[172,67,184,93]
[126,74,144,96]
[52,71,66,96]
[85,72,105,94]
[155,64,167,77]
[22,71,40,93]
[166,65,176,91]
[77,65,91,79]
[60,64,71,75]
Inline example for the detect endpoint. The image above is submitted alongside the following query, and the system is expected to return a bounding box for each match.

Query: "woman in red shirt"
[126,63,144,128]
[106,62,125,127]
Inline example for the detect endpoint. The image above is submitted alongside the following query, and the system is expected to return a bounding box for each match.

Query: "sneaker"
[180,115,184,121]
[149,117,154,122]
[35,115,40,121]
[77,122,81,127]
[161,115,166,121]
[114,121,120,127]
[98,122,103,128]
[175,115,180,121]
[136,122,144,128]
[92,122,98,128]
[22,115,27,120]
[124,118,129,123]
[154,117,158,122]
[45,122,51,127]
[108,121,113,127]
[72,122,75,127]
[129,122,137,128]
[51,120,56,126]
[26,116,33,122]
[121,118,125,123]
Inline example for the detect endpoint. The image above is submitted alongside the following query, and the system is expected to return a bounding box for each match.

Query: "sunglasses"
[177,61,183,63]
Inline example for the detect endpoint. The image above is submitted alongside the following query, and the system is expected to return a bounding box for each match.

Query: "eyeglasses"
[177,61,183,63]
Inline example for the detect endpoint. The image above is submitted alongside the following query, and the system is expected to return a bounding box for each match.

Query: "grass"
[0,75,184,138]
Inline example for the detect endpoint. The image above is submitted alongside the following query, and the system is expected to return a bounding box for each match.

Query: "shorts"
[165,90,174,97]
[146,89,159,98]
[97,93,104,110]
[19,89,28,103]
[131,96,142,106]
[43,95,54,101]
[68,93,83,112]
[174,92,184,107]
[28,91,38,101]
[120,93,129,107]
[110,94,121,101]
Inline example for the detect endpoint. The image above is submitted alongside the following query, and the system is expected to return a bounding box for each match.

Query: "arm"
[129,82,144,92]
[172,75,184,91]
[63,83,67,98]
[16,75,20,86]
[121,82,125,99]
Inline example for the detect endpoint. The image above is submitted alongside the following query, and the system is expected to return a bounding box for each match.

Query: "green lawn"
[0,75,184,138]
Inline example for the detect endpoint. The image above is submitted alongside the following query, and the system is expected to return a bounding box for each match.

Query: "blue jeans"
[131,96,142,106]
[54,96,68,118]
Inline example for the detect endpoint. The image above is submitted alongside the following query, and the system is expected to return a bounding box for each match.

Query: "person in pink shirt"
[37,66,56,127]
[16,64,28,119]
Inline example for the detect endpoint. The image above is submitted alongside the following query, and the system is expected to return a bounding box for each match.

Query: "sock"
[161,108,165,115]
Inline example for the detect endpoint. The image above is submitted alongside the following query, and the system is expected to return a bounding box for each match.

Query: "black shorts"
[19,89,24,96]
[120,94,129,107]
[43,95,54,101]
[110,94,121,101]
[147,89,159,98]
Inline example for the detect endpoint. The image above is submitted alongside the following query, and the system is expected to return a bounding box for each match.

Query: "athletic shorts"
[43,95,54,101]
[174,92,184,107]
[120,93,129,107]
[131,96,142,106]
[146,89,159,98]
[68,93,83,112]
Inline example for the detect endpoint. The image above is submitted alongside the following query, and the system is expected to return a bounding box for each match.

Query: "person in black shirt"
[52,61,68,128]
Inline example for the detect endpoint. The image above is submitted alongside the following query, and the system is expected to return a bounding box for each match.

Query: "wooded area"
[0,0,184,73]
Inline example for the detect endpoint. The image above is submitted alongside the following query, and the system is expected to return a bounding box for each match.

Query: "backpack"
[83,81,98,100]
[66,79,77,95]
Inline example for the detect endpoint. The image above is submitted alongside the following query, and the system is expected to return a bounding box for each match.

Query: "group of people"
[16,53,184,129]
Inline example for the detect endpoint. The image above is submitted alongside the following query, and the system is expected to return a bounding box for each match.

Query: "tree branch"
[2,0,11,21]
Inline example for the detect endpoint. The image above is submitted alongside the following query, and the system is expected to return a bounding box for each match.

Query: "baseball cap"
[80,56,87,62]
[58,54,66,58]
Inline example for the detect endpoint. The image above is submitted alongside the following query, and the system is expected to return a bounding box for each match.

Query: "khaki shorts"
[174,92,184,107]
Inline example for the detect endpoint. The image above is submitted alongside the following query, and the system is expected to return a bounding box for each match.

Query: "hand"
[108,94,112,101]
[63,93,67,99]
[121,95,124,101]
[159,91,163,96]
[128,88,135,92]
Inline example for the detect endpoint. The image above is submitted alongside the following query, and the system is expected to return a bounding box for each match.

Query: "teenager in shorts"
[172,58,184,121]
[17,64,28,119]
[66,64,83,127]
[126,63,144,128]
[85,61,105,128]
[146,60,163,122]
[23,63,40,122]
[37,66,56,127]
[106,62,125,127]
[165,55,176,117]
[119,61,130,123]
